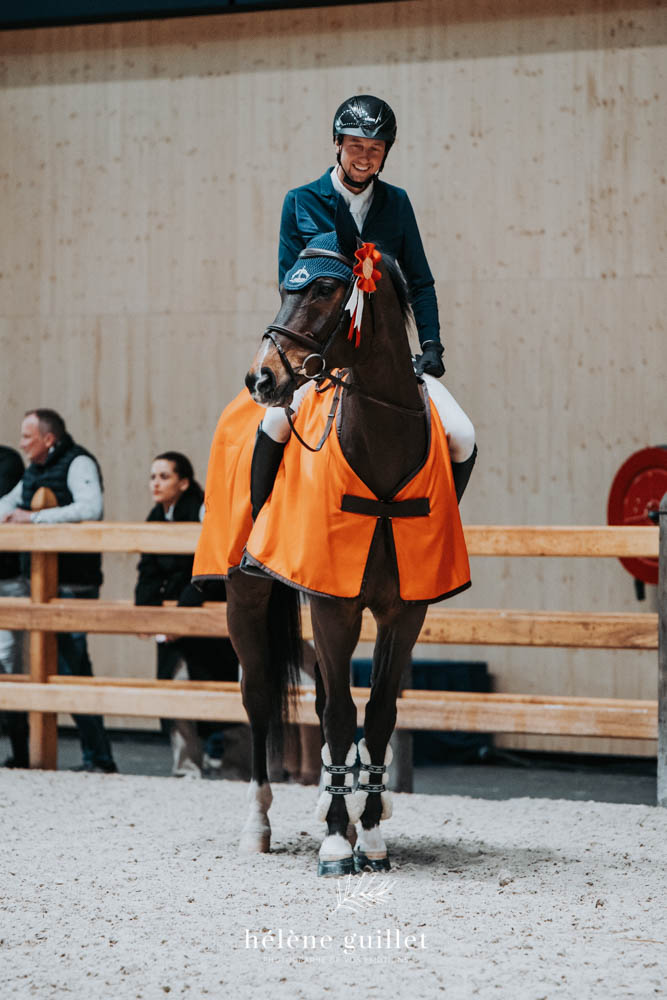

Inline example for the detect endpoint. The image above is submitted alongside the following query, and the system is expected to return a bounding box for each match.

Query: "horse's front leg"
[310,596,363,876]
[226,573,275,854]
[355,604,427,872]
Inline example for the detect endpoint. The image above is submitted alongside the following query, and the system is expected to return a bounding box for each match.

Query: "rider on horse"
[252,94,477,519]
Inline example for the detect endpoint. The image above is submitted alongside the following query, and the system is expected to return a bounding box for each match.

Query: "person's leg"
[57,630,116,770]
[421,374,477,501]
[0,577,29,767]
[180,635,239,774]
[169,656,203,778]
[156,640,181,738]
[293,641,321,785]
[202,728,225,770]
[250,382,312,519]
[250,429,286,520]
[57,585,116,771]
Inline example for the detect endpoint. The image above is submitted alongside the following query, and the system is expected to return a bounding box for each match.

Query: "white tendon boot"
[351,738,393,873]
[239,780,273,854]
[316,743,358,876]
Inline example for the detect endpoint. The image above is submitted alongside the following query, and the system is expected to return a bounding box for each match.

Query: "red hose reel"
[607,446,667,587]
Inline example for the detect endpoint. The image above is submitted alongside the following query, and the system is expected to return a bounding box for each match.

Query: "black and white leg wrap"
[315,744,360,822]
[350,738,393,820]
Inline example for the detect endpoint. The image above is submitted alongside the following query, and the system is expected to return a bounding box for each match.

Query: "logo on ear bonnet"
[289,266,310,286]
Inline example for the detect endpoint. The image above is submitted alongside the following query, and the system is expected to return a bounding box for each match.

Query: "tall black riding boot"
[451,444,478,503]
[250,428,287,520]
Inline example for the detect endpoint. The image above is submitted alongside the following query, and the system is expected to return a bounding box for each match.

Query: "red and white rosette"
[344,243,382,348]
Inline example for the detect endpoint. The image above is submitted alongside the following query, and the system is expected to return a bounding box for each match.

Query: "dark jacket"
[135,486,237,684]
[0,446,24,579]
[134,486,205,606]
[19,433,103,587]
[279,170,440,347]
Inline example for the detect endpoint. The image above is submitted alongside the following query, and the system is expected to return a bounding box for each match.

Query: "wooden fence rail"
[0,520,663,805]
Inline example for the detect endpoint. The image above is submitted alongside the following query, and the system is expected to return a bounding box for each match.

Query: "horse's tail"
[266,580,303,752]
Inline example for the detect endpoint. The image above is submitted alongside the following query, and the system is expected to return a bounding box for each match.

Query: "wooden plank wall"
[1,0,665,752]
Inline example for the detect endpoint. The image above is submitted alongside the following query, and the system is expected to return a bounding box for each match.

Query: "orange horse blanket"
[194,384,470,604]
[192,390,264,580]
[245,384,470,603]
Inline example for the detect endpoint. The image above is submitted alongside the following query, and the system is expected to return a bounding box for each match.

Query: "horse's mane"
[379,250,413,331]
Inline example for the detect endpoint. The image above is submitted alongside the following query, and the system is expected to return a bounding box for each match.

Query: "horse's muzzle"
[245,367,293,407]
[245,366,275,400]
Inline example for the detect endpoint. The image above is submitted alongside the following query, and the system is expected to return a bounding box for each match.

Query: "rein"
[285,381,345,453]
[264,321,424,451]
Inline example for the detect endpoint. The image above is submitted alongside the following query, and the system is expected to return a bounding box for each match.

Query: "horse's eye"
[313,280,338,298]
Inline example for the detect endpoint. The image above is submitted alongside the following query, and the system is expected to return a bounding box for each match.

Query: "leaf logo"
[334,872,396,913]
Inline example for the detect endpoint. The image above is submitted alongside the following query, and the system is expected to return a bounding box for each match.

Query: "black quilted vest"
[0,446,24,579]
[20,434,103,587]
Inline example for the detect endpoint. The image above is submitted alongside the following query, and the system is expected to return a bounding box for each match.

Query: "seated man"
[0,409,117,773]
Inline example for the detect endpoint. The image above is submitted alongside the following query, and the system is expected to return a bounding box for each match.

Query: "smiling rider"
[251,94,477,519]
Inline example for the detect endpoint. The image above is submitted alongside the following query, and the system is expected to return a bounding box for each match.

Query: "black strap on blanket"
[341,495,430,518]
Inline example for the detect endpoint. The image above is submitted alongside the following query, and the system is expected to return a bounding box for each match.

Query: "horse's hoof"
[353,848,391,873]
[318,856,355,877]
[238,831,271,854]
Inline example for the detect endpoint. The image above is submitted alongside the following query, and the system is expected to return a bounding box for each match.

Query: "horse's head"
[245,231,363,407]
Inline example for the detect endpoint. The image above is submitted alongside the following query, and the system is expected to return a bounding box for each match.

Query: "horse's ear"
[334,196,360,261]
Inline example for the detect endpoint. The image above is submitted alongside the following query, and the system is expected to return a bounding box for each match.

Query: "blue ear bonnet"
[283,232,353,290]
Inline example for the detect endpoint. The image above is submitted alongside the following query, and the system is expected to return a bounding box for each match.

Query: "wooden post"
[28,487,60,769]
[29,551,59,768]
[658,492,667,807]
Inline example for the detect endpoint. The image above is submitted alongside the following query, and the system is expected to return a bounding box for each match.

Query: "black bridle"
[259,247,425,452]
[261,323,350,453]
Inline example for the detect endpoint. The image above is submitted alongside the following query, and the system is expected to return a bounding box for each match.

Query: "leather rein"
[261,248,425,453]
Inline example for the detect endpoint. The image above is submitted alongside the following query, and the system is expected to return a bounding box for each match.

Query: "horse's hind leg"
[355,604,427,872]
[226,573,275,853]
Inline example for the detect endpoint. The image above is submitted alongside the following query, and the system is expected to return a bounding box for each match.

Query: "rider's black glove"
[414,341,445,378]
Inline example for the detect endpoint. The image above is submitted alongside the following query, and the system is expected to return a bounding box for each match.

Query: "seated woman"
[135,451,239,778]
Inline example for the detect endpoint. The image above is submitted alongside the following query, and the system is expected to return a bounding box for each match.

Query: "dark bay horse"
[229,212,469,875]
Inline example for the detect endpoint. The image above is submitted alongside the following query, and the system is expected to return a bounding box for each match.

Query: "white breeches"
[261,376,475,463]
[421,374,476,462]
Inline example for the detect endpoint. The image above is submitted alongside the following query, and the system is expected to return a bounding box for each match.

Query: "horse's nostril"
[246,367,276,398]
[256,368,276,395]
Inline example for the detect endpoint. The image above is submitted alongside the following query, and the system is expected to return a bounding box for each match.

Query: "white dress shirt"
[330,166,375,233]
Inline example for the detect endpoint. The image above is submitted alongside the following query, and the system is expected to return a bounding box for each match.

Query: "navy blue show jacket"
[278,170,441,348]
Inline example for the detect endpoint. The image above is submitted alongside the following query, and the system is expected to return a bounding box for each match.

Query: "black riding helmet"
[333,95,397,189]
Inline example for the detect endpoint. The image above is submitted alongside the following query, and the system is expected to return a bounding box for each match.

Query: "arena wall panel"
[1,0,665,751]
